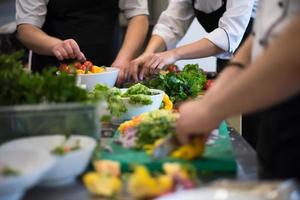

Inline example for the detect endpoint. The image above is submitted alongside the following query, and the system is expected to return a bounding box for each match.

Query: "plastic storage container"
[0,103,100,144]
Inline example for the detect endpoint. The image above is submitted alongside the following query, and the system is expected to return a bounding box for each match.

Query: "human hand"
[111,58,131,85]
[52,39,86,62]
[176,100,222,144]
[139,50,179,80]
[129,53,153,82]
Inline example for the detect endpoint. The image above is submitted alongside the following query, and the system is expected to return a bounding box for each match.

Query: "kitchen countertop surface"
[23,124,258,200]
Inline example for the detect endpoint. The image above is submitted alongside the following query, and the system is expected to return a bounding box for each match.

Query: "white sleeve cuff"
[205,27,232,53]
[152,24,178,50]
[123,8,149,19]
[16,17,44,28]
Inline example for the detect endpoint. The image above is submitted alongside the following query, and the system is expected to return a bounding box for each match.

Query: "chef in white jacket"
[176,0,300,179]
[127,0,258,82]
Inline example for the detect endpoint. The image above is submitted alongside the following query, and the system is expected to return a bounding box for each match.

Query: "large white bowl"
[77,67,119,90]
[0,147,54,200]
[0,135,97,187]
[120,88,164,120]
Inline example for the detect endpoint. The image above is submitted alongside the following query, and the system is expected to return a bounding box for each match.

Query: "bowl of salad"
[0,135,96,187]
[0,147,54,200]
[119,84,164,120]
[90,83,165,121]
[59,61,120,90]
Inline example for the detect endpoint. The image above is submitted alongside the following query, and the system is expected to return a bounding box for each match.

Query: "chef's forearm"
[172,38,224,60]
[17,24,61,56]
[231,35,253,67]
[203,16,300,119]
[144,35,167,54]
[115,15,149,61]
[205,36,253,96]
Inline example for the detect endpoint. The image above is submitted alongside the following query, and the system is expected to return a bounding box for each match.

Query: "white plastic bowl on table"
[0,135,96,187]
[77,67,119,90]
[120,88,164,120]
[0,147,54,200]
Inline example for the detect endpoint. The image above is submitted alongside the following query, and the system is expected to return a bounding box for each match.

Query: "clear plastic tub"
[0,103,100,144]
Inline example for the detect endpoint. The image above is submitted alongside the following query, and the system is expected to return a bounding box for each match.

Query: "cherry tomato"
[83,61,93,71]
[166,64,179,72]
[74,61,82,69]
[80,64,86,71]
[205,80,214,90]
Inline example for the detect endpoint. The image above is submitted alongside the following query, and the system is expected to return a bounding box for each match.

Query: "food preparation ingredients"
[51,137,81,156]
[160,94,173,110]
[0,51,89,105]
[117,110,178,149]
[83,160,122,197]
[59,60,106,74]
[89,83,160,118]
[128,163,197,199]
[0,165,20,176]
[144,64,207,104]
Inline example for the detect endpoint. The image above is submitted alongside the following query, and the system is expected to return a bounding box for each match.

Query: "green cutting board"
[100,122,236,174]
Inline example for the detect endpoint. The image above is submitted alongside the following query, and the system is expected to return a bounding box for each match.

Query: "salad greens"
[144,64,207,104]
[90,83,156,118]
[135,110,177,149]
[1,166,20,176]
[0,51,89,105]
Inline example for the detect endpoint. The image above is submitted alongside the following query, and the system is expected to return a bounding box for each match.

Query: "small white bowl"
[77,67,119,90]
[120,88,164,120]
[0,147,54,200]
[0,135,97,187]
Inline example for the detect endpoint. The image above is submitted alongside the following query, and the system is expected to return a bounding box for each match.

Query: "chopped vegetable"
[0,166,20,176]
[59,60,106,74]
[51,138,81,156]
[117,110,178,149]
[144,64,207,104]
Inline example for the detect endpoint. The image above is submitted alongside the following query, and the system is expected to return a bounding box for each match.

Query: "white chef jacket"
[153,0,258,59]
[16,0,149,29]
[252,0,300,60]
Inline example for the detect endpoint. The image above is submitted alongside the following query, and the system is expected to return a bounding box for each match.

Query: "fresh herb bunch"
[135,110,177,149]
[145,64,207,104]
[0,51,89,105]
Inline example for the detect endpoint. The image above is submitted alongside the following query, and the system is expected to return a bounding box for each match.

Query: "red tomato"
[205,80,214,90]
[80,64,86,71]
[74,62,82,69]
[83,61,93,71]
[166,64,179,72]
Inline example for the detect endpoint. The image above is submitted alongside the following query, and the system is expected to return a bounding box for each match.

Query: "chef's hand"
[129,53,154,82]
[141,50,179,78]
[52,39,86,62]
[111,58,131,85]
[176,100,222,144]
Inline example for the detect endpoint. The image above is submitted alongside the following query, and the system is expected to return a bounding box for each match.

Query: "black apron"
[31,0,119,73]
[256,94,300,179]
[191,0,253,73]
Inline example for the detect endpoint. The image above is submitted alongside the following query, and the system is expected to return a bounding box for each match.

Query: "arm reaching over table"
[176,15,300,144]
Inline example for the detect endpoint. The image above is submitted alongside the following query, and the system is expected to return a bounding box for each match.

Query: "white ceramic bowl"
[77,67,119,90]
[0,135,97,187]
[0,147,54,200]
[120,88,164,120]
